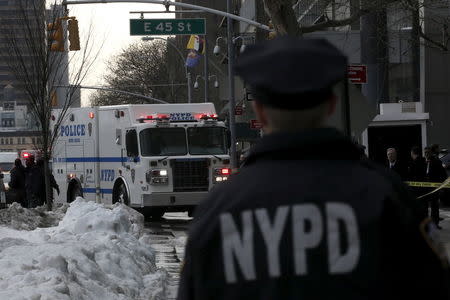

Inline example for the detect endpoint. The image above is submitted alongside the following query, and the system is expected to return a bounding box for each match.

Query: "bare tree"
[90,40,188,106]
[0,0,99,210]
[263,0,450,51]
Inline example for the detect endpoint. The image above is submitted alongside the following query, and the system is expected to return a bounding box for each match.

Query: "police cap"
[234,36,348,110]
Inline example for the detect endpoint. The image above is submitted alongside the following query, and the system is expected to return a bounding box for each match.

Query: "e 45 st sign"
[130,19,206,36]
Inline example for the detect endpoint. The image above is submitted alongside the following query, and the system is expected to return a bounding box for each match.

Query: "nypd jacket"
[177,128,449,300]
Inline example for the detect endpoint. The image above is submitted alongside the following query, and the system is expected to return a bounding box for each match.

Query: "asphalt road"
[144,212,191,300]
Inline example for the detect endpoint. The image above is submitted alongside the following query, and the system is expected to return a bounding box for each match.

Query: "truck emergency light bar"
[136,113,219,123]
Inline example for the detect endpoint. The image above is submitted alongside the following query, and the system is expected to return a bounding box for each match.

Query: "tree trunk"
[263,0,302,36]
[44,151,52,211]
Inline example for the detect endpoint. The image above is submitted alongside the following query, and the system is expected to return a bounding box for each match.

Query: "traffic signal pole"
[63,0,271,31]
[226,0,237,169]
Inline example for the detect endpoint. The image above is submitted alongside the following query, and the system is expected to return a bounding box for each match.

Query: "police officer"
[177,37,449,300]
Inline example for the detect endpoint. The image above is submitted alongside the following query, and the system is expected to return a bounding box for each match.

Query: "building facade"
[0,0,79,153]
[238,0,450,162]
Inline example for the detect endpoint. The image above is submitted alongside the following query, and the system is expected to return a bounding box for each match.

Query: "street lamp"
[141,36,193,103]
[214,36,247,55]
[194,75,219,92]
[194,75,219,100]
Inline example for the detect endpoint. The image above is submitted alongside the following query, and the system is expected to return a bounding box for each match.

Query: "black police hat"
[234,36,348,110]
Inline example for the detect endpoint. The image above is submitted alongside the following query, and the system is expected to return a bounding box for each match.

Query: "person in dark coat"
[423,146,448,228]
[177,37,449,300]
[9,158,26,207]
[407,146,427,217]
[36,158,59,205]
[386,147,407,179]
[408,146,427,181]
[24,155,43,208]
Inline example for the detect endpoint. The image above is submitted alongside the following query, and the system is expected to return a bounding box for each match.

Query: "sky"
[67,3,175,106]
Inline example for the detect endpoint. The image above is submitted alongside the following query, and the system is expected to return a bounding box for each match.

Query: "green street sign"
[130,18,206,36]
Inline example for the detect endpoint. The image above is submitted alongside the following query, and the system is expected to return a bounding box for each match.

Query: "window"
[125,129,139,157]
[0,138,3,145]
[188,127,228,155]
[139,128,187,156]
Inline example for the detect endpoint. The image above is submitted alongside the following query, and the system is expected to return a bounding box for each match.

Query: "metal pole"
[64,0,271,31]
[227,0,237,169]
[187,72,192,103]
[204,35,209,103]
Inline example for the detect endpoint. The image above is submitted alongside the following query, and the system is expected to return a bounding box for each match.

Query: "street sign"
[348,65,367,84]
[130,19,206,36]
[250,119,262,130]
[235,105,243,115]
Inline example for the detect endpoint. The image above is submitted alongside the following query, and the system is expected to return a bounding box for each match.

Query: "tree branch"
[418,25,448,51]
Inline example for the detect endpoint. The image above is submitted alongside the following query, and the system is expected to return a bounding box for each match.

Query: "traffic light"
[68,19,80,51]
[47,19,65,52]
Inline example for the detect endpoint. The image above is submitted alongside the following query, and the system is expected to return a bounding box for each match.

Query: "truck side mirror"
[125,129,139,157]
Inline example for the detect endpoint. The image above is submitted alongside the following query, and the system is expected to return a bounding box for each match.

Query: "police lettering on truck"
[51,103,231,219]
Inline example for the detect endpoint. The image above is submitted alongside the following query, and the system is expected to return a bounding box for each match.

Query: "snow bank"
[0,198,168,300]
[0,202,68,230]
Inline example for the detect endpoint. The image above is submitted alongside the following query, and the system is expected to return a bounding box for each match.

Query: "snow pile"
[0,198,168,300]
[0,202,68,230]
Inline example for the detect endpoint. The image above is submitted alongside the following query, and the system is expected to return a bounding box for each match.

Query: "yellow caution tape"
[405,178,450,199]
[405,181,450,188]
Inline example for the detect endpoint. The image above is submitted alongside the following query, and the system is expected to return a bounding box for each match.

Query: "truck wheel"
[68,182,83,203]
[113,181,129,206]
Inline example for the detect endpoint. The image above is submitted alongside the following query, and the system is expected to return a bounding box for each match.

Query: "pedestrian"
[408,146,427,181]
[24,154,42,208]
[177,37,449,300]
[431,143,441,158]
[424,146,448,229]
[9,158,26,207]
[0,169,5,209]
[386,147,407,179]
[407,146,427,217]
[36,158,59,205]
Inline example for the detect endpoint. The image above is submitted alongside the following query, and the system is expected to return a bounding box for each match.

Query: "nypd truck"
[51,103,231,219]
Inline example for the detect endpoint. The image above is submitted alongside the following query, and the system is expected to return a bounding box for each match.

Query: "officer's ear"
[326,94,337,117]
[251,100,269,130]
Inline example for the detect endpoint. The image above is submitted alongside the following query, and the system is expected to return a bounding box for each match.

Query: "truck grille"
[172,159,209,192]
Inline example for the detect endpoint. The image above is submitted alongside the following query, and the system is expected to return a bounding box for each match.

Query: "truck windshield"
[140,128,187,156]
[188,127,228,155]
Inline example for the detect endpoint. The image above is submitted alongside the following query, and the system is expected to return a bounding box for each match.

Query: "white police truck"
[51,103,231,219]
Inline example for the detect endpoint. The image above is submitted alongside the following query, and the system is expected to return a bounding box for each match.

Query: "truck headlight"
[146,169,169,185]
[214,168,231,184]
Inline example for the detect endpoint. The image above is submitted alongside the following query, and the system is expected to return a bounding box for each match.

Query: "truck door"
[83,139,96,201]
[124,128,140,205]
